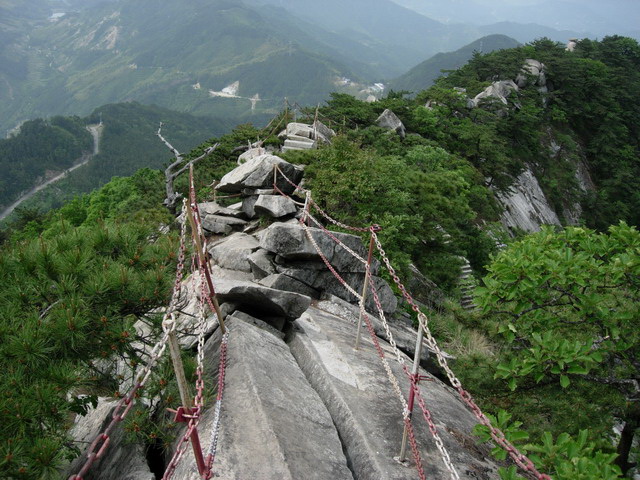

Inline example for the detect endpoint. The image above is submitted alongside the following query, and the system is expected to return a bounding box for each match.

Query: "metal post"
[398,327,425,461]
[355,226,381,350]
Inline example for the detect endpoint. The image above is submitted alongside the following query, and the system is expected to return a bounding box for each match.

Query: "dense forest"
[0,116,92,209]
[0,36,639,479]
[0,102,233,220]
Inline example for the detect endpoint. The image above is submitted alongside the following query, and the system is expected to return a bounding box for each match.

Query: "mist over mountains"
[3,0,634,138]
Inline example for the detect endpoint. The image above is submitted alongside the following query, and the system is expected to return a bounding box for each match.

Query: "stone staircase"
[280,121,335,152]
[459,258,477,310]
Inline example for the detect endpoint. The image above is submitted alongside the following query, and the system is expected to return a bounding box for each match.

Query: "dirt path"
[0,123,103,221]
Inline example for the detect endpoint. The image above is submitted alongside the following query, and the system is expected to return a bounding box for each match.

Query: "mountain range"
[390,34,521,93]
[0,0,595,135]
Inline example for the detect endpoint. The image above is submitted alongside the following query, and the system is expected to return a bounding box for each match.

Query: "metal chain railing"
[371,230,551,480]
[69,202,190,480]
[275,161,549,479]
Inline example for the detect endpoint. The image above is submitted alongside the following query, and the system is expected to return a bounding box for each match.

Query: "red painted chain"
[297,213,427,480]
[370,230,551,480]
[363,263,459,479]
[359,291,426,480]
[69,202,190,480]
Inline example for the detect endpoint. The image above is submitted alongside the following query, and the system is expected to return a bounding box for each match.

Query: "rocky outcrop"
[515,59,546,89]
[495,167,561,233]
[376,109,406,138]
[71,152,500,480]
[168,317,354,480]
[216,154,303,194]
[469,80,519,108]
[289,306,499,479]
[281,121,336,152]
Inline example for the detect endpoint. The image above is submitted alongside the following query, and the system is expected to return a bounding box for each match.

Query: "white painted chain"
[364,271,460,480]
[299,219,362,300]
[416,313,462,389]
[357,301,409,416]
[306,212,368,265]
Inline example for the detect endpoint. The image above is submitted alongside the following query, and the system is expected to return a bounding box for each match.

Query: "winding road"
[0,123,103,221]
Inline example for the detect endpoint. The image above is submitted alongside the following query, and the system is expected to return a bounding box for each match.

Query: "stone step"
[284,139,316,150]
[170,317,353,480]
[287,134,312,142]
[290,306,499,479]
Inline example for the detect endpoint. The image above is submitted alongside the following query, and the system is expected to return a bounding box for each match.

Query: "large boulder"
[314,271,397,315]
[259,273,320,299]
[198,202,246,219]
[168,318,353,480]
[515,59,546,88]
[216,154,303,194]
[201,215,247,235]
[312,120,336,144]
[375,109,406,138]
[254,194,298,218]
[289,307,499,480]
[259,222,379,274]
[469,80,519,108]
[211,277,312,321]
[247,248,277,279]
[208,232,260,272]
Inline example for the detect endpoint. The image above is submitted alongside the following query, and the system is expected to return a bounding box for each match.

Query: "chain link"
[371,230,551,480]
[274,165,369,232]
[70,202,190,480]
[206,331,229,469]
[363,266,460,480]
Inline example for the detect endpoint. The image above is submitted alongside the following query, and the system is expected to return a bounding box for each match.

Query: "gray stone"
[216,154,303,194]
[63,398,154,480]
[242,188,275,196]
[259,223,378,274]
[212,277,312,320]
[229,310,285,339]
[208,232,260,273]
[407,263,446,310]
[198,202,246,219]
[495,167,561,233]
[375,108,406,138]
[254,194,298,218]
[312,120,336,144]
[275,265,322,287]
[169,318,353,480]
[470,80,519,108]
[259,273,320,299]
[247,248,277,279]
[238,147,267,164]
[316,294,453,374]
[286,122,314,138]
[210,265,255,282]
[242,195,259,218]
[314,271,397,315]
[289,307,499,480]
[201,214,247,235]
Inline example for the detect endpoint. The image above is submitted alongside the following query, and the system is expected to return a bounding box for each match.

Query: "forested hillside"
[390,34,521,93]
[1,36,639,479]
[0,102,232,221]
[0,116,92,209]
